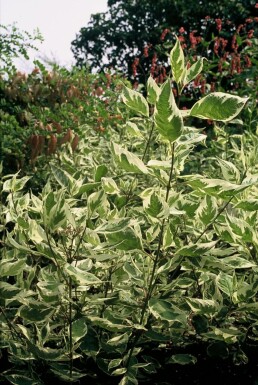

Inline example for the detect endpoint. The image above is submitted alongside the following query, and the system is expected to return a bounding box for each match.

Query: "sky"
[0,0,108,71]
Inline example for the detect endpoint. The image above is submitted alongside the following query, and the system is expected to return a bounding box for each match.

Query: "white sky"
[0,0,108,71]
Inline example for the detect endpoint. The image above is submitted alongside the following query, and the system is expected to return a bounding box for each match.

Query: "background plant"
[0,52,128,190]
[71,0,257,80]
[0,24,43,76]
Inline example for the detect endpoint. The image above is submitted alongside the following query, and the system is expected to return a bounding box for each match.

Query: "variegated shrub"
[1,39,257,385]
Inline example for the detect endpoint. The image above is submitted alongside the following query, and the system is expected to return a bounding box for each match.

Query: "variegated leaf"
[111,143,148,174]
[190,92,248,121]
[196,195,218,225]
[183,175,251,199]
[154,80,183,142]
[170,38,185,84]
[147,76,160,104]
[217,159,240,183]
[182,57,205,90]
[121,86,149,117]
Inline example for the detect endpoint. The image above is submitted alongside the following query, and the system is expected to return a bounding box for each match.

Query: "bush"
[1,40,258,385]
[0,60,128,184]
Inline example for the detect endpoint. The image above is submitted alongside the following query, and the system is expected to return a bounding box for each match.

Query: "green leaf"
[186,298,219,315]
[71,317,88,343]
[106,227,142,250]
[167,354,197,365]
[17,216,29,230]
[217,159,240,183]
[154,80,183,142]
[143,192,169,219]
[145,330,170,342]
[192,314,209,333]
[233,282,257,303]
[125,121,143,137]
[183,175,251,199]
[84,228,100,246]
[176,241,217,257]
[43,191,67,231]
[149,298,187,324]
[88,190,105,215]
[0,282,21,299]
[195,195,217,225]
[6,232,32,252]
[37,281,64,303]
[207,341,229,359]
[36,242,65,263]
[203,327,242,344]
[147,160,171,169]
[177,129,207,146]
[190,92,248,122]
[96,218,131,233]
[76,182,100,197]
[0,259,26,277]
[123,261,142,281]
[19,302,55,322]
[65,264,102,285]
[80,327,99,355]
[170,38,185,84]
[162,225,174,250]
[216,272,234,297]
[108,358,123,370]
[234,199,258,211]
[107,332,130,346]
[101,177,120,194]
[182,58,205,89]
[4,374,37,385]
[26,340,63,360]
[223,256,256,269]
[28,219,47,243]
[112,368,127,376]
[226,215,254,242]
[50,164,74,190]
[87,316,131,332]
[50,363,86,381]
[119,375,138,385]
[3,175,31,193]
[111,143,148,174]
[147,76,160,104]
[121,86,149,117]
[95,164,108,182]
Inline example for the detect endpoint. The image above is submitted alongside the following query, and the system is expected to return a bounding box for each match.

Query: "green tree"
[0,24,43,75]
[71,0,256,79]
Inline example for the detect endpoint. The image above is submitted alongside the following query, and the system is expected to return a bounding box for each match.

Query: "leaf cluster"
[1,37,258,385]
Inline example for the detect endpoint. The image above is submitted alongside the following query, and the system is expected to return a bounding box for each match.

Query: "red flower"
[245,55,252,68]
[248,29,254,38]
[160,28,170,41]
[189,31,198,48]
[215,18,222,32]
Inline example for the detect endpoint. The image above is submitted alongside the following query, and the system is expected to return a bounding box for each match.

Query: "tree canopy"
[71,0,256,79]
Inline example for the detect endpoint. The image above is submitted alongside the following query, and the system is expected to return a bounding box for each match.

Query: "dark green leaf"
[167,354,197,365]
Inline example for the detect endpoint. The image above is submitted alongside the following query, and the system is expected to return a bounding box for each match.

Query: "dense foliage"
[1,32,258,385]
[0,65,127,185]
[71,0,258,80]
